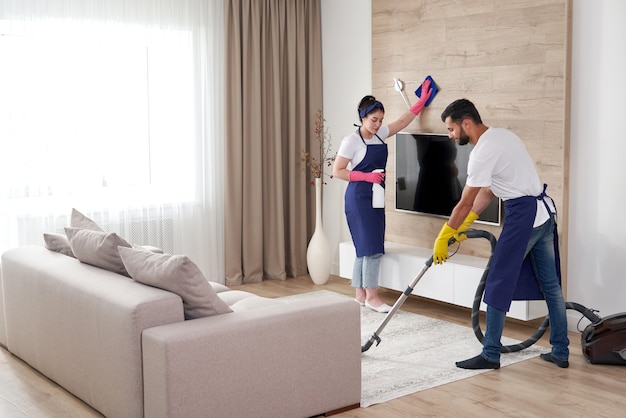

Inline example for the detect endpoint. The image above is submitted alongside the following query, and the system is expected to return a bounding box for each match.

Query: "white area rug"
[280,290,544,408]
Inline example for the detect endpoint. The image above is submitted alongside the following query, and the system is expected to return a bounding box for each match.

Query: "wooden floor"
[1,275,625,417]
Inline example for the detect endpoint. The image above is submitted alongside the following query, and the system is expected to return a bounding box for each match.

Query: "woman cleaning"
[333,78,433,312]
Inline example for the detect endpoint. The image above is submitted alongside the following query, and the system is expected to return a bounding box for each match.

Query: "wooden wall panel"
[373,0,571,260]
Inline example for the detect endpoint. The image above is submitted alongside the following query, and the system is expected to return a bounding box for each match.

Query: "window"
[0,21,198,204]
[0,2,225,279]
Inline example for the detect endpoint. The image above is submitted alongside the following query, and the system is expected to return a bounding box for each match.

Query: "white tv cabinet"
[339,241,548,321]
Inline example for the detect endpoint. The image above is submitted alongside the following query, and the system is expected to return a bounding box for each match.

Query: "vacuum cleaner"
[361,229,626,366]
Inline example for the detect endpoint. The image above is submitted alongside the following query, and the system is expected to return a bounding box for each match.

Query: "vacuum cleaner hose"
[465,230,603,352]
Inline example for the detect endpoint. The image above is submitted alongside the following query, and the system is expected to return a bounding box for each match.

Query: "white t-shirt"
[467,127,554,227]
[337,125,390,169]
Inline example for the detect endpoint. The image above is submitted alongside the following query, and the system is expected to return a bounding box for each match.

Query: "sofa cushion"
[216,290,278,311]
[44,209,104,257]
[208,282,231,293]
[43,233,75,257]
[133,244,164,254]
[65,227,132,276]
[71,208,105,231]
[118,246,232,319]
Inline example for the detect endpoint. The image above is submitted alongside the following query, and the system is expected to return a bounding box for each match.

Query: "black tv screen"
[395,132,501,225]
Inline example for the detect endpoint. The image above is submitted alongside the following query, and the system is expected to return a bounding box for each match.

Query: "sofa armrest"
[142,293,361,418]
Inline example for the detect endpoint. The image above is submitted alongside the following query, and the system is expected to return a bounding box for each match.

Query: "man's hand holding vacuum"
[433,211,479,264]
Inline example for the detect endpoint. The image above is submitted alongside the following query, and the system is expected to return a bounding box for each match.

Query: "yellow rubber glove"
[433,222,458,264]
[454,210,479,242]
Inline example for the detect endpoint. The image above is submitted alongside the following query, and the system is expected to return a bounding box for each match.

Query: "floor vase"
[307,178,331,285]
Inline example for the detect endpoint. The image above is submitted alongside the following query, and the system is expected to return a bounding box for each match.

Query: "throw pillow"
[70,208,105,231]
[118,246,232,319]
[65,227,131,276]
[43,208,104,257]
[43,233,76,257]
[132,244,164,254]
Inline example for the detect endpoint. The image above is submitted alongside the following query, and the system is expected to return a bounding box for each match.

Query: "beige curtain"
[224,0,322,285]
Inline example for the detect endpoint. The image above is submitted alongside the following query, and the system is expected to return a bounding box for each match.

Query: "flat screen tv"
[395,132,501,225]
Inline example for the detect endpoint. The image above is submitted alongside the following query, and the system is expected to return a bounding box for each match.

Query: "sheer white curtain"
[0,0,225,282]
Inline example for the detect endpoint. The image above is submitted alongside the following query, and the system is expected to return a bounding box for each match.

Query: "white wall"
[320,0,371,274]
[322,0,626,330]
[568,0,626,324]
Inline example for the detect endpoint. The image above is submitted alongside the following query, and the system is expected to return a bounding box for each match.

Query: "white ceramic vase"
[306,178,332,285]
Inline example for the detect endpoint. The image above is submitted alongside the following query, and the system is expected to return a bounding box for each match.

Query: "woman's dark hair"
[358,95,385,119]
[441,98,482,124]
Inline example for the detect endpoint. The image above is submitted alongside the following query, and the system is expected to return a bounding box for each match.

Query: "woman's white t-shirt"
[467,127,553,227]
[337,125,390,169]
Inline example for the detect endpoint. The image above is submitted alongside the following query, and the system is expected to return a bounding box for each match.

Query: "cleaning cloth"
[414,75,438,107]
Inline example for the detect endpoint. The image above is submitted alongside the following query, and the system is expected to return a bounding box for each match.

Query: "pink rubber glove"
[410,79,433,115]
[349,170,385,184]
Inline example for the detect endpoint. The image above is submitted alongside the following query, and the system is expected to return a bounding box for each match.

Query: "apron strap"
[536,183,557,218]
[357,127,385,145]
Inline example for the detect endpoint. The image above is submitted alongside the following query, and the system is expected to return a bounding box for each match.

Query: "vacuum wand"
[361,230,488,353]
[361,258,434,352]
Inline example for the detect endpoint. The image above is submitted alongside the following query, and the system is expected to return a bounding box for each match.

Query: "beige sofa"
[0,246,361,418]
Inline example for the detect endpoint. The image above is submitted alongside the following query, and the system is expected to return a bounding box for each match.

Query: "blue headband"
[359,101,384,119]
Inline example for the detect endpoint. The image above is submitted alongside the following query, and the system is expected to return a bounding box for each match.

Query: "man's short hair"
[441,99,483,124]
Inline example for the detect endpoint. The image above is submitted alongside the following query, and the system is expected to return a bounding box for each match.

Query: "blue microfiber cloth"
[414,75,438,107]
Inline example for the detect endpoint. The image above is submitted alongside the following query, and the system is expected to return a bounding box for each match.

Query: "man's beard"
[458,126,470,145]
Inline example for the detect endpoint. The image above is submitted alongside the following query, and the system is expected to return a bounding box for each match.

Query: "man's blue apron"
[345,130,388,257]
[483,185,562,312]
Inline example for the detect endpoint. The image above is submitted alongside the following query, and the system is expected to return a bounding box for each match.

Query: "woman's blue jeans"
[482,216,569,362]
[352,253,383,289]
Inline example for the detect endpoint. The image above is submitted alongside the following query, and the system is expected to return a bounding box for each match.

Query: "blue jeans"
[482,216,569,362]
[352,253,382,289]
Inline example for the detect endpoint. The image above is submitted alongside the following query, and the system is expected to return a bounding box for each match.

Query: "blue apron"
[483,184,562,312]
[345,129,388,257]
